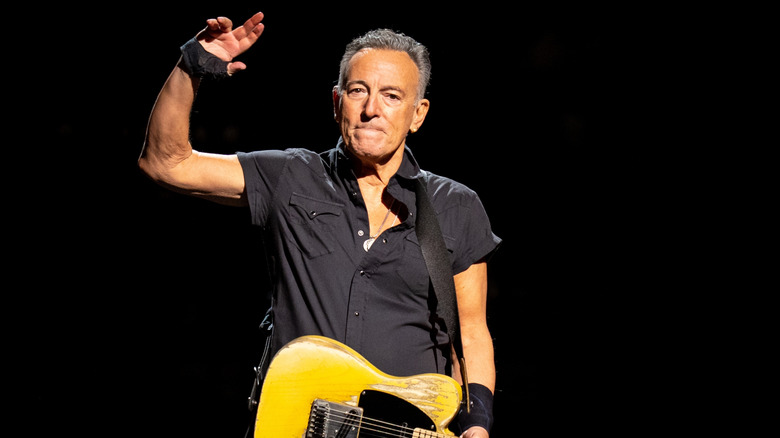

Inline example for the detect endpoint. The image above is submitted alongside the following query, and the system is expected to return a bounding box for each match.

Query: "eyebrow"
[346,80,406,95]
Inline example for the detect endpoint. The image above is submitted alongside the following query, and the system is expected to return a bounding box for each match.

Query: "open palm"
[195,12,265,73]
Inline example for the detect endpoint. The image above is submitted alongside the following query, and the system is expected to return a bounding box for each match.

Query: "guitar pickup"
[307,399,364,438]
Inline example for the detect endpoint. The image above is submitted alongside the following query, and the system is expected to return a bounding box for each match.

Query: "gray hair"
[336,29,431,101]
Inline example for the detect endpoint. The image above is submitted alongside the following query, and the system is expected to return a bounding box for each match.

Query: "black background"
[18,2,675,437]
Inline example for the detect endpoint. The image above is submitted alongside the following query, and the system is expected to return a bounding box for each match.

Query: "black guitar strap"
[414,174,470,409]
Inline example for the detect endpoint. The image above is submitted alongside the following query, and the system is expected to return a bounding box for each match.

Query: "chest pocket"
[286,192,344,258]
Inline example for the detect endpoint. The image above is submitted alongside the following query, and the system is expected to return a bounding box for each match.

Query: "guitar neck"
[412,429,450,438]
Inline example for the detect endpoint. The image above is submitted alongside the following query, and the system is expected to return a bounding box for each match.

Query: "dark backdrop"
[20,3,657,437]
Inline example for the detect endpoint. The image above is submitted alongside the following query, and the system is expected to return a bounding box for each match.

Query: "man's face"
[335,48,428,165]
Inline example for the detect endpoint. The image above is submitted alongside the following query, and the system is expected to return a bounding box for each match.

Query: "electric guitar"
[253,335,462,437]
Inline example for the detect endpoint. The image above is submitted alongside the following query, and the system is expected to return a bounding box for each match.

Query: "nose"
[361,92,380,121]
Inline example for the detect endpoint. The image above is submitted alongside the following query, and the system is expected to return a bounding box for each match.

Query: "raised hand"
[195,12,265,74]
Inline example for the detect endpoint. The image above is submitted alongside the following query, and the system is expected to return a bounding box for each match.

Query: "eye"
[348,87,367,96]
[383,92,402,103]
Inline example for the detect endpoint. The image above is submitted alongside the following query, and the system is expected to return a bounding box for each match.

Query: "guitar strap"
[414,173,470,409]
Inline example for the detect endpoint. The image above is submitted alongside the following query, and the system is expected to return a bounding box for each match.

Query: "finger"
[216,16,233,33]
[233,11,265,41]
[241,22,265,45]
[201,18,224,39]
[245,11,264,27]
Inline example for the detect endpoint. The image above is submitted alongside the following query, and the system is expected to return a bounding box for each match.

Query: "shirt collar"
[334,136,425,182]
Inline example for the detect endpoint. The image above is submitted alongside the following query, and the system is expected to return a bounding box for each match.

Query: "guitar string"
[313,411,448,438]
[317,411,409,436]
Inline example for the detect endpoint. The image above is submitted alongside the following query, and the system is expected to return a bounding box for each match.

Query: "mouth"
[351,126,387,140]
[354,126,384,132]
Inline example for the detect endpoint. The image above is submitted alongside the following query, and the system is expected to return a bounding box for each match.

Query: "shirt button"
[354,311,359,316]
[359,270,365,275]
[358,230,365,236]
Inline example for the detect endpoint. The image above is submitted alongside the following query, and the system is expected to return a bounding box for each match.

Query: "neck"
[358,178,390,212]
[347,141,406,186]
[353,159,399,188]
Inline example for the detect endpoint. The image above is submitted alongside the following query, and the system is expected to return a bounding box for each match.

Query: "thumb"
[227,61,247,75]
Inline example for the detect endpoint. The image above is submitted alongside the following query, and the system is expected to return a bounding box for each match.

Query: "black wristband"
[179,38,230,80]
[453,383,494,434]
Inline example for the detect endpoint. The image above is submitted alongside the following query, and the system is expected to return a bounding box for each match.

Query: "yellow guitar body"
[254,335,462,437]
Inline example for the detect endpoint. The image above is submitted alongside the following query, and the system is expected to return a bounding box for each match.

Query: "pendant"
[363,237,375,252]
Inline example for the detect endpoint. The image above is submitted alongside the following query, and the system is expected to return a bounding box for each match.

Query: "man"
[139,11,500,437]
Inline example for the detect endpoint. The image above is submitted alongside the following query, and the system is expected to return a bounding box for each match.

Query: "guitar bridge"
[306,399,364,438]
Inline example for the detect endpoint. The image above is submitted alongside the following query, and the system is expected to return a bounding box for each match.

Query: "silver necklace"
[363,198,397,252]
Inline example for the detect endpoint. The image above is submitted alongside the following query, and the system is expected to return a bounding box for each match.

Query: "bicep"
[166,150,248,206]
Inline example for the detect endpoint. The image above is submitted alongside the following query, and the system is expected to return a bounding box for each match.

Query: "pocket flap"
[289,192,344,220]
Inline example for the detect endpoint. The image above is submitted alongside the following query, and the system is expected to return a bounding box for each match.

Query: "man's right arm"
[138,60,247,206]
[138,13,265,206]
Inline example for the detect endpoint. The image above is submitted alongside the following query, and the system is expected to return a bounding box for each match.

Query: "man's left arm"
[452,260,494,438]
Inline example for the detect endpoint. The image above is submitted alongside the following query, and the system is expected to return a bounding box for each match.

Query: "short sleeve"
[237,149,292,227]
[452,193,502,274]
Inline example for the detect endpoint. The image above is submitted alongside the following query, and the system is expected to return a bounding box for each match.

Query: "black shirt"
[237,138,501,377]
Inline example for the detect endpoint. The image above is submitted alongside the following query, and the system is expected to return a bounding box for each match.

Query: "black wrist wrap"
[453,383,494,434]
[179,38,230,80]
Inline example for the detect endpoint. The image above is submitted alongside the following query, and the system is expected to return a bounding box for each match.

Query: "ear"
[410,98,430,132]
[332,86,342,122]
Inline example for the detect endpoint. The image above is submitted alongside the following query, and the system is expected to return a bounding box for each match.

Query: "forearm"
[451,262,495,436]
[460,323,496,392]
[452,262,495,391]
[454,328,494,437]
[138,59,200,182]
